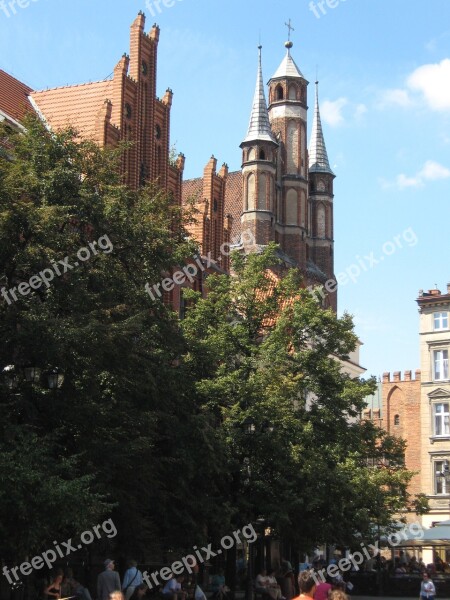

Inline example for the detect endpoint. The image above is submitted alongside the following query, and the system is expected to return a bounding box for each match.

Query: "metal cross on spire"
[285,19,295,41]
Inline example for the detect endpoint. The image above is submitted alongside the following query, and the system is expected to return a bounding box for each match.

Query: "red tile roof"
[0,69,34,125]
[224,170,243,243]
[182,177,203,204]
[31,79,114,143]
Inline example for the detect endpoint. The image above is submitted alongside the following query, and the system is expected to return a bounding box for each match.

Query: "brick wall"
[382,370,422,498]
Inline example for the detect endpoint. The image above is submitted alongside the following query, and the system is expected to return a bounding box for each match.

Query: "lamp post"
[241,418,274,600]
[2,364,65,415]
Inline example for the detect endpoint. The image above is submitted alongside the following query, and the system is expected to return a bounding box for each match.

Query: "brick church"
[0,12,337,312]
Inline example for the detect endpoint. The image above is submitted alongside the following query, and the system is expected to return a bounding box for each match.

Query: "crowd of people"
[42,559,149,600]
[39,552,445,600]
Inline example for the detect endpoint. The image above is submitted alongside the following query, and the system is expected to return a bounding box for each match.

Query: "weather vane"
[285,19,295,42]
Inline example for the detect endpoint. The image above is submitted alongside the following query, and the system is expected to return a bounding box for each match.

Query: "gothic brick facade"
[183,43,337,311]
[381,370,422,501]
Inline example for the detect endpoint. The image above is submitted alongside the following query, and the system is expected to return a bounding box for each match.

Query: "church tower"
[240,47,279,250]
[308,81,336,309]
[268,35,309,270]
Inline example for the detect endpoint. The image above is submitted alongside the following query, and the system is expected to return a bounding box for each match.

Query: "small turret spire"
[309,81,334,175]
[241,46,277,146]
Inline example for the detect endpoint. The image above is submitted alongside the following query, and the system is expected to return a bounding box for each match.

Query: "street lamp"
[47,367,64,390]
[240,419,274,600]
[2,365,19,390]
[24,366,42,384]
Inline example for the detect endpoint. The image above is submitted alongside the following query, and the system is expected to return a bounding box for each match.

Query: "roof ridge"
[0,68,33,92]
[32,78,113,94]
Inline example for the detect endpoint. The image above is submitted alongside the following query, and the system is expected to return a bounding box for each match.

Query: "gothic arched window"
[286,189,297,225]
[247,174,256,211]
[258,173,267,210]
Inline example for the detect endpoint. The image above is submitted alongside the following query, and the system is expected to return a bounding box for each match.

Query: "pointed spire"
[309,81,334,175]
[241,46,277,146]
[270,37,304,81]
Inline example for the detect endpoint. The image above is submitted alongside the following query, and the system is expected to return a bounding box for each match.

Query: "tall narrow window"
[247,174,255,211]
[434,350,449,381]
[286,189,297,225]
[394,415,400,426]
[258,174,266,210]
[317,204,326,238]
[287,123,299,173]
[434,312,449,330]
[434,403,450,436]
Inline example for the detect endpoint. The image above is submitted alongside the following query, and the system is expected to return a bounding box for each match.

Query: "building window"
[179,290,186,320]
[434,312,449,330]
[394,415,400,426]
[434,350,449,381]
[246,174,255,211]
[434,403,450,436]
[276,85,284,101]
[434,460,450,494]
[125,103,132,119]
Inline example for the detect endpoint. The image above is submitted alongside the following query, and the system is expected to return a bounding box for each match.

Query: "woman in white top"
[420,572,436,600]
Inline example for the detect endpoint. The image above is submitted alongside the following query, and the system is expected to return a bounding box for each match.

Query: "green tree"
[0,117,215,562]
[181,244,421,551]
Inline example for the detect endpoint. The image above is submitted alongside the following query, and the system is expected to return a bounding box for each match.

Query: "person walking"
[97,560,121,600]
[122,560,143,600]
[420,572,436,600]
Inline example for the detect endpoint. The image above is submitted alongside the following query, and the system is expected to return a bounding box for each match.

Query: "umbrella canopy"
[396,522,450,547]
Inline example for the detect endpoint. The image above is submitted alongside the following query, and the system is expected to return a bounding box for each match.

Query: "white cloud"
[354,103,368,120]
[377,88,413,109]
[396,173,422,190]
[321,97,348,127]
[407,59,450,111]
[419,159,450,180]
[383,160,450,190]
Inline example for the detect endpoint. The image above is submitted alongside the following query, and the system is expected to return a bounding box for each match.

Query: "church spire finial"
[284,18,294,52]
[309,81,334,175]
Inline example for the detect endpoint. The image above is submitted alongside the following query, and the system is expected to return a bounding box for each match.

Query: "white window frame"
[434,459,450,494]
[434,402,450,437]
[434,349,449,381]
[434,312,449,331]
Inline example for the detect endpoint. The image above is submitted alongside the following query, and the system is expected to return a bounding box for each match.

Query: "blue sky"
[1,0,449,379]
